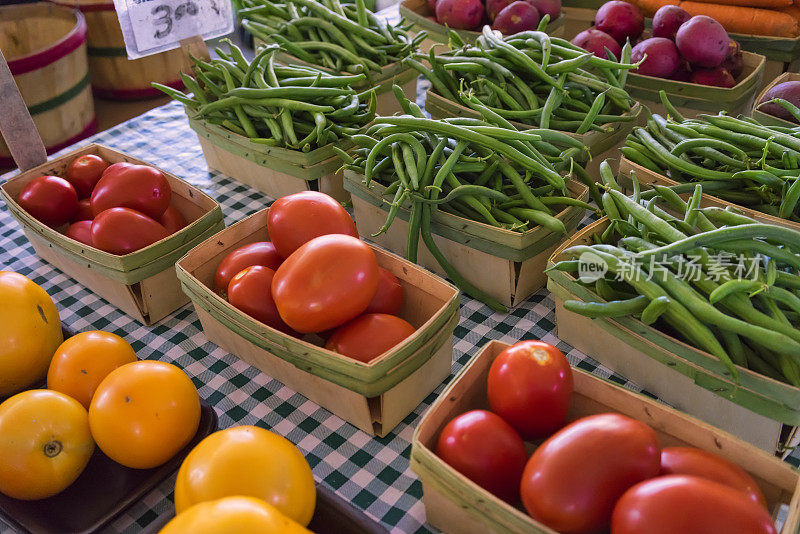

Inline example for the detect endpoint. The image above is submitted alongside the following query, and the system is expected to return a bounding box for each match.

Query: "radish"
[493,1,540,34]
[631,37,680,79]
[691,66,735,88]
[595,1,644,45]
[652,5,690,40]
[435,0,484,29]
[758,81,800,123]
[487,0,513,20]
[528,0,561,20]
[722,39,743,79]
[675,15,729,68]
[571,28,621,59]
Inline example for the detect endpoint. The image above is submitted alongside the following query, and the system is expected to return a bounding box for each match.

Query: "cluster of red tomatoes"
[18,154,186,255]
[213,191,415,363]
[437,340,777,534]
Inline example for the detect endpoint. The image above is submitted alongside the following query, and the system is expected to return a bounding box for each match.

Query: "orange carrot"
[780,3,800,22]
[688,0,791,7]
[631,0,679,16]
[681,2,800,36]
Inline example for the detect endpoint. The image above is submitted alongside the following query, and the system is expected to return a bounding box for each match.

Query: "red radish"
[676,15,729,68]
[427,0,437,12]
[758,81,800,123]
[671,59,692,82]
[487,0,513,20]
[493,1,540,34]
[571,28,621,59]
[691,66,735,88]
[435,0,484,29]
[631,37,680,78]
[652,5,690,40]
[722,39,743,79]
[528,0,560,20]
[595,0,644,45]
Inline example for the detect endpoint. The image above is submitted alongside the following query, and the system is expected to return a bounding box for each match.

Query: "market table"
[0,99,792,534]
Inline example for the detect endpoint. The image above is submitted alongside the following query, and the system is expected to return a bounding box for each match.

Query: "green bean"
[640,296,671,325]
[564,295,650,318]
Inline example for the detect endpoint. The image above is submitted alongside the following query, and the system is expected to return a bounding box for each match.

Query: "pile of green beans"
[154,42,375,151]
[549,161,800,386]
[342,86,594,311]
[407,25,639,134]
[238,0,425,77]
[623,91,800,221]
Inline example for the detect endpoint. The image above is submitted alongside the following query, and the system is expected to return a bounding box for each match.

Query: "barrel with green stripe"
[0,3,96,168]
[51,0,184,100]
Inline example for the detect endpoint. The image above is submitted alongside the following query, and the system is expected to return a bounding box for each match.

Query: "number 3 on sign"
[113,0,233,58]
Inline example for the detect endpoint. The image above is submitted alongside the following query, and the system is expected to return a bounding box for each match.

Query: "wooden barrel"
[0,3,96,168]
[50,0,185,100]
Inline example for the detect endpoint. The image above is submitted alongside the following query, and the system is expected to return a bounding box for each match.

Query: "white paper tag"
[112,0,234,59]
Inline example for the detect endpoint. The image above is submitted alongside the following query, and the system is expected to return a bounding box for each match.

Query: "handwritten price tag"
[112,0,233,59]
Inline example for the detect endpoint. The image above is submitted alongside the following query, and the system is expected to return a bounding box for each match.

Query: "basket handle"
[0,49,47,172]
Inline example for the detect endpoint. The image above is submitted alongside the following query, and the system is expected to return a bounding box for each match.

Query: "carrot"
[681,2,800,36]
[688,0,791,7]
[631,0,679,16]
[780,3,800,22]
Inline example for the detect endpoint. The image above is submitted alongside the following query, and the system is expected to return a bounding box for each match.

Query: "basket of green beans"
[154,42,376,201]
[546,162,800,448]
[619,91,800,228]
[341,86,594,311]
[238,0,425,115]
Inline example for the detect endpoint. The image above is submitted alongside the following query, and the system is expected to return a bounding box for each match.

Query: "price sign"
[112,0,234,59]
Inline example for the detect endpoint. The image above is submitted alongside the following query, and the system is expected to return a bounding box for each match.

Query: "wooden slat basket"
[546,217,800,453]
[175,208,461,436]
[752,72,800,128]
[344,171,589,308]
[51,0,185,100]
[411,339,800,534]
[0,143,225,325]
[425,89,643,179]
[618,156,800,233]
[187,115,351,202]
[399,0,565,54]
[0,2,96,168]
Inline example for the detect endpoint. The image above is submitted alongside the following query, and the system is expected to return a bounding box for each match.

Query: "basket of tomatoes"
[0,144,225,324]
[175,191,460,436]
[410,339,800,534]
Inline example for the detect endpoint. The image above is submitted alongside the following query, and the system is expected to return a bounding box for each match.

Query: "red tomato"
[158,205,187,234]
[18,176,78,227]
[65,221,93,247]
[436,410,527,503]
[228,266,295,335]
[325,313,415,363]
[267,191,358,258]
[91,208,169,255]
[363,268,404,315]
[272,235,378,333]
[520,413,661,533]
[214,242,283,296]
[90,163,171,220]
[65,154,109,198]
[73,199,94,222]
[659,447,766,507]
[611,475,777,534]
[487,340,573,440]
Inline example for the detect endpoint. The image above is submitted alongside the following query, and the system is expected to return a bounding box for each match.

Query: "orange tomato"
[159,496,312,534]
[0,390,94,500]
[174,426,316,526]
[47,331,138,409]
[89,360,200,469]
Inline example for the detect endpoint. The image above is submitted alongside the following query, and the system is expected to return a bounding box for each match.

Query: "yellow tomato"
[174,426,316,526]
[0,390,94,500]
[0,271,62,396]
[47,331,138,409]
[159,496,312,534]
[89,360,200,469]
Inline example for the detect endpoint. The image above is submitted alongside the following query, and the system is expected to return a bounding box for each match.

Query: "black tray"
[0,399,218,534]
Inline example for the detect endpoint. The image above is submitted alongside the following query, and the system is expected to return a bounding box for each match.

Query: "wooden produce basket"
[344,171,589,308]
[546,217,800,453]
[0,3,96,168]
[50,0,185,100]
[618,156,800,232]
[410,339,800,534]
[175,209,460,437]
[398,0,565,53]
[187,115,351,202]
[625,50,766,118]
[0,143,225,325]
[752,72,800,128]
[425,89,643,179]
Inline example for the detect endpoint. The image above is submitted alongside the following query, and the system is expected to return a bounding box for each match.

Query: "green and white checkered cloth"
[0,99,796,533]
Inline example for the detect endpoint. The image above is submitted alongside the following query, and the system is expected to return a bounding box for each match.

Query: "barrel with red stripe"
[51,0,185,100]
[0,3,96,168]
